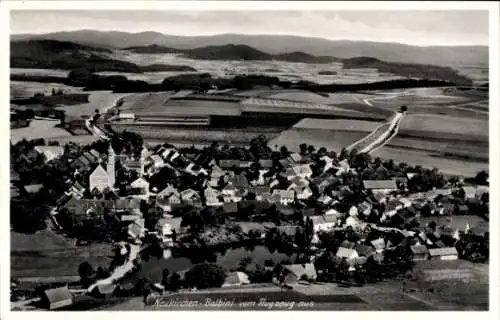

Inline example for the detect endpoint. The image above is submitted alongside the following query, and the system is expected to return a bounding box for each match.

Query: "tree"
[299,144,308,155]
[168,272,182,291]
[78,262,95,285]
[185,263,226,289]
[238,256,253,271]
[305,217,314,245]
[475,170,488,185]
[161,268,170,288]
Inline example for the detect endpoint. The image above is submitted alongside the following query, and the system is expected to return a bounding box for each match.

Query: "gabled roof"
[283,263,317,279]
[336,247,358,258]
[258,159,273,168]
[223,202,238,214]
[354,244,375,257]
[363,180,397,190]
[89,164,108,178]
[370,238,386,250]
[429,247,458,256]
[224,271,250,285]
[43,286,72,305]
[410,244,429,255]
[24,184,43,194]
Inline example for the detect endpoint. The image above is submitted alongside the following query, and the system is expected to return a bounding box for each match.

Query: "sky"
[10,10,489,46]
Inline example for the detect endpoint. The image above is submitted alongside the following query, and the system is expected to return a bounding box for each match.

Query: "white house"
[222,183,237,197]
[429,247,458,261]
[363,180,398,193]
[273,189,295,206]
[34,146,64,163]
[336,247,359,259]
[310,215,338,233]
[291,164,313,179]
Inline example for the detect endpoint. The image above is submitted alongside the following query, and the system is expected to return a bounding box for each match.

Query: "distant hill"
[342,57,472,85]
[11,30,488,67]
[10,40,197,73]
[11,39,141,72]
[124,44,183,54]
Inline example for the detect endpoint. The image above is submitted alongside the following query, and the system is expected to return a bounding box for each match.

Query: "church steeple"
[107,145,116,187]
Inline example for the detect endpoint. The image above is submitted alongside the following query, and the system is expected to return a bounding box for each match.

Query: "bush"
[185,263,227,289]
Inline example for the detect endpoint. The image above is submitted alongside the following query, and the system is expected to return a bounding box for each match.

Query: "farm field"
[11,231,113,278]
[11,68,70,77]
[293,118,380,132]
[95,71,201,83]
[112,125,282,146]
[386,137,488,161]
[11,81,83,99]
[56,91,129,117]
[371,145,488,177]
[44,134,100,145]
[10,119,71,144]
[398,114,488,142]
[268,128,367,153]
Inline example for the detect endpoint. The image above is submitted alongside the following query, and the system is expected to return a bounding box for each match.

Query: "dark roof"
[258,159,273,168]
[363,180,397,190]
[354,244,375,257]
[231,174,249,188]
[410,245,429,255]
[223,202,238,214]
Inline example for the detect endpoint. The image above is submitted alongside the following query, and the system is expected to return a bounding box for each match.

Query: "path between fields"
[87,244,142,293]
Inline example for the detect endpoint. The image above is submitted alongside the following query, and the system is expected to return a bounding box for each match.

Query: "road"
[87,244,142,293]
[347,112,404,154]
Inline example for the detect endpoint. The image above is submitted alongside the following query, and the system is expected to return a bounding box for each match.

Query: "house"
[34,145,64,162]
[230,173,249,189]
[223,271,250,287]
[280,263,317,284]
[41,286,73,310]
[130,177,149,191]
[258,159,273,169]
[89,165,111,192]
[336,247,359,259]
[410,244,430,261]
[157,184,180,199]
[358,201,372,216]
[363,180,398,193]
[288,153,302,163]
[149,154,165,169]
[371,238,386,253]
[291,164,313,179]
[128,219,145,242]
[222,183,237,196]
[354,244,375,257]
[204,186,222,206]
[91,284,118,299]
[222,202,238,215]
[219,159,242,169]
[310,215,338,232]
[272,189,295,206]
[248,186,271,200]
[318,194,333,206]
[295,186,313,200]
[429,247,458,260]
[180,189,200,202]
[23,184,44,194]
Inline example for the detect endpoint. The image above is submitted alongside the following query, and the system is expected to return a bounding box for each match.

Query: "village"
[9,127,489,310]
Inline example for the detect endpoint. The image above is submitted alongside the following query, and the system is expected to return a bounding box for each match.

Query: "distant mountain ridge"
[10,39,473,85]
[125,43,340,63]
[11,30,488,67]
[10,40,197,73]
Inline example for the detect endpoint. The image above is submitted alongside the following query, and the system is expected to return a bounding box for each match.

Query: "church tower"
[139,145,148,177]
[107,145,116,187]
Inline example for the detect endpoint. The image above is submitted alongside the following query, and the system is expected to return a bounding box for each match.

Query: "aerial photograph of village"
[6,3,494,312]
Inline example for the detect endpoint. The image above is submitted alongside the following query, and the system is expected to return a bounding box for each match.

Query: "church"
[89,145,116,192]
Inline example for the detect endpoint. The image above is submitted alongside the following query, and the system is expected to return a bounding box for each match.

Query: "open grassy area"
[269,128,366,153]
[11,80,83,99]
[11,231,113,278]
[293,118,380,131]
[10,119,72,144]
[399,114,488,142]
[56,91,128,117]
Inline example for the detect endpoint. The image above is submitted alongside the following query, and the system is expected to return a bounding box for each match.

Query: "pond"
[130,245,297,283]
